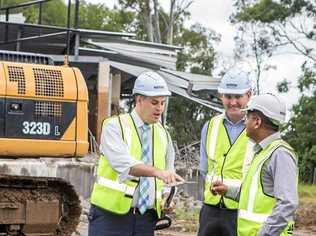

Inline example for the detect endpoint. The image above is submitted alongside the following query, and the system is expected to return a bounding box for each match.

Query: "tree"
[176,23,219,75]
[233,21,275,94]
[166,23,219,146]
[231,0,287,94]
[78,2,136,32]
[163,0,193,44]
[0,0,67,26]
[283,62,316,182]
[232,0,316,182]
[118,0,192,43]
[1,0,136,32]
[233,0,316,62]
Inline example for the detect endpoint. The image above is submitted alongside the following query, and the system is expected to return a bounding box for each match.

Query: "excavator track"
[0,174,81,236]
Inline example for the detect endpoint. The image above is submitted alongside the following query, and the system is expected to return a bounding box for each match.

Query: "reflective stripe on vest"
[238,140,297,236]
[239,209,268,223]
[204,114,253,209]
[90,114,168,216]
[96,176,136,196]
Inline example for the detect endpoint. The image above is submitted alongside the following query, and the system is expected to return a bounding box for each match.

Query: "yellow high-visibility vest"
[90,114,168,217]
[238,139,297,236]
[204,114,253,209]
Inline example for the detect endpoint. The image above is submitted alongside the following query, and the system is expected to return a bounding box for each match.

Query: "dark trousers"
[198,203,238,236]
[88,205,158,236]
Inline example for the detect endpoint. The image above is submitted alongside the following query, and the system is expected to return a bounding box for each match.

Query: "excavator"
[0,54,89,236]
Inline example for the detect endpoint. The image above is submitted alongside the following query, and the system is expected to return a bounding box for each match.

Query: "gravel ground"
[73,221,316,236]
[73,198,316,236]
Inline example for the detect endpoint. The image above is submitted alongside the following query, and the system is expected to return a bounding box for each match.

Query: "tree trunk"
[142,0,154,42]
[166,0,176,45]
[152,0,161,43]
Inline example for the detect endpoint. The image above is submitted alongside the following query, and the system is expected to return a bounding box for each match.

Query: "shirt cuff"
[258,223,283,236]
[225,186,240,201]
[118,160,142,183]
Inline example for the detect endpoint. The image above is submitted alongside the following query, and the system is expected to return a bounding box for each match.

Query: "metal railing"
[0,0,80,54]
[0,0,52,24]
[0,49,53,64]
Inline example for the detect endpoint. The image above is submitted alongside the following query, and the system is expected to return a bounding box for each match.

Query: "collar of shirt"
[131,109,145,130]
[223,112,245,126]
[253,132,281,154]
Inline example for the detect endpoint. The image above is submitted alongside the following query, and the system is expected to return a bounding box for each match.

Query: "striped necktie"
[138,124,151,214]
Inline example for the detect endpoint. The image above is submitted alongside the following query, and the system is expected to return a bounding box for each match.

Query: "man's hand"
[210,181,228,196]
[155,170,184,185]
[129,164,184,185]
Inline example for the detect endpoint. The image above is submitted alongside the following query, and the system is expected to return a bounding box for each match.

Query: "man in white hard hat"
[88,71,184,236]
[198,68,253,236]
[211,93,298,236]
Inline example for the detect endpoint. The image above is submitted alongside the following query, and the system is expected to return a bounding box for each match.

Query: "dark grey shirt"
[226,132,298,236]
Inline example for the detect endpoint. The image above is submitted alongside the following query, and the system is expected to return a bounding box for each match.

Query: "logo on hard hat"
[226,83,238,88]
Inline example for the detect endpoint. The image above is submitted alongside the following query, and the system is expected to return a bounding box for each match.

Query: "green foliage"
[298,184,316,199]
[167,23,219,146]
[236,0,291,23]
[167,95,215,146]
[79,2,136,32]
[40,0,67,26]
[175,23,219,75]
[277,79,290,93]
[78,2,110,29]
[1,0,135,31]
[0,0,67,26]
[235,0,314,23]
[283,63,316,182]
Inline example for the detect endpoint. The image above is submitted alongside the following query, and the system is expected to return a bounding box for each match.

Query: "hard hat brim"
[133,89,171,97]
[218,87,251,95]
[241,106,283,125]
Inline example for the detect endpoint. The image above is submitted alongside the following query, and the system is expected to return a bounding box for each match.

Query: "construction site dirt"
[73,197,316,236]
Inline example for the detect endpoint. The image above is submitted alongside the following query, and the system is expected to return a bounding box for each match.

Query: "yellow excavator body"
[0,61,88,157]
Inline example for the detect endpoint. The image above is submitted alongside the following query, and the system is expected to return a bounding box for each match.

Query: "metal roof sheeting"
[87,40,178,70]
[109,61,223,112]
[160,68,221,91]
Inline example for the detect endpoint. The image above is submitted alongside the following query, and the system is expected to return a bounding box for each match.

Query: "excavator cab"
[0,61,88,157]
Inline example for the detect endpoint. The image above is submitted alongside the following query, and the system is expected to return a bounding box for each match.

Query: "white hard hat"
[243,93,286,125]
[133,71,171,97]
[218,68,252,94]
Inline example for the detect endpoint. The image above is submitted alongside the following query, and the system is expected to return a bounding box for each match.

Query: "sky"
[85,0,307,116]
